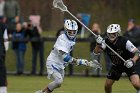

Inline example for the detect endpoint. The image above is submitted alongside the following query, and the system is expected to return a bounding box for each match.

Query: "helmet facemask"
[66,30,77,39]
[107,32,119,41]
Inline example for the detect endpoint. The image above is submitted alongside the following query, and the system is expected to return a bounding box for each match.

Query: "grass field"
[7,75,136,93]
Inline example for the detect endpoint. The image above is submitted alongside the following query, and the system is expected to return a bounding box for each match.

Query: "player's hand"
[87,60,102,70]
[124,59,134,68]
[76,59,89,66]
[96,35,103,44]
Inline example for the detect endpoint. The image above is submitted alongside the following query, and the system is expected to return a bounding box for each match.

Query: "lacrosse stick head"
[53,0,67,11]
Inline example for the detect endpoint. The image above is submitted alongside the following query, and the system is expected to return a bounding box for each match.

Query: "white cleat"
[35,90,44,93]
[137,90,140,93]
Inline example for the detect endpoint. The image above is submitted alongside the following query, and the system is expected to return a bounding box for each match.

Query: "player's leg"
[42,71,64,93]
[104,78,115,93]
[0,55,7,93]
[125,65,140,93]
[129,74,140,92]
[105,65,122,93]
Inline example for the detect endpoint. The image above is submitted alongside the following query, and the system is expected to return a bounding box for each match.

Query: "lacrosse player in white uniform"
[35,19,102,93]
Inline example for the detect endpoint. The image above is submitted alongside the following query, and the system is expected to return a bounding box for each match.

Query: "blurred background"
[19,0,140,31]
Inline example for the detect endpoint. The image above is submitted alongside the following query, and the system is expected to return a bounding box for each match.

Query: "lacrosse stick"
[53,0,126,63]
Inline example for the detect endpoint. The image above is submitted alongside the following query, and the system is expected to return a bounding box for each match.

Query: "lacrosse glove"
[124,58,134,68]
[76,59,102,70]
[88,60,102,70]
[96,35,103,44]
[76,59,89,66]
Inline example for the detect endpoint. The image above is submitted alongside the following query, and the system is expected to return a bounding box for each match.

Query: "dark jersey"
[0,22,7,56]
[0,22,7,86]
[105,36,134,66]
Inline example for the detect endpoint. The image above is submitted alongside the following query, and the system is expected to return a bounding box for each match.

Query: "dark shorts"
[0,55,7,86]
[107,65,137,81]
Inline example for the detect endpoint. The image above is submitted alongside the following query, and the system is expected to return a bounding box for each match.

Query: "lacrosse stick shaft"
[66,10,126,63]
[53,0,126,63]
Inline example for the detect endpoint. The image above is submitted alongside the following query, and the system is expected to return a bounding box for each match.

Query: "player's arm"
[59,50,102,69]
[131,48,140,62]
[93,35,106,60]
[124,40,140,68]
[59,50,88,65]
[126,40,140,62]
[94,44,103,54]
[94,35,106,53]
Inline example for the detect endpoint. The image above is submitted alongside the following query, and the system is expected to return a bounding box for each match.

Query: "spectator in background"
[0,0,5,17]
[11,22,26,75]
[26,21,44,76]
[4,0,20,35]
[89,23,101,76]
[0,16,9,93]
[123,19,140,49]
[29,15,42,34]
[22,22,28,31]
[102,32,112,72]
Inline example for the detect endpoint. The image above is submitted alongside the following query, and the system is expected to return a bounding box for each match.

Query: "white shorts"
[46,60,65,80]
[0,87,7,93]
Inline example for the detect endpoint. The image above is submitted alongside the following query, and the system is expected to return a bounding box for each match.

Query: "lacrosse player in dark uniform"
[94,24,140,93]
[0,17,9,93]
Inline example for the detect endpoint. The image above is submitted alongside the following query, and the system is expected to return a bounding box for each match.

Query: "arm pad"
[62,53,73,63]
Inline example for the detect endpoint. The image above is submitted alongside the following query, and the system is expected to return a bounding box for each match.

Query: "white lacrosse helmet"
[107,24,121,41]
[64,19,78,39]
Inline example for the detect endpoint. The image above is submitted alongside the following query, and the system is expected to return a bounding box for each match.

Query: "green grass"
[7,75,136,93]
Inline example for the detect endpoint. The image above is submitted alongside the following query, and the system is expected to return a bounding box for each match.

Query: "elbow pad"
[62,53,73,63]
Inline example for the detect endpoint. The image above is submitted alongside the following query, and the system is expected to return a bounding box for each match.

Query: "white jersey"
[47,34,76,69]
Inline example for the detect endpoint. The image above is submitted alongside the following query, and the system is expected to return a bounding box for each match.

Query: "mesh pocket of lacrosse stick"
[53,0,67,11]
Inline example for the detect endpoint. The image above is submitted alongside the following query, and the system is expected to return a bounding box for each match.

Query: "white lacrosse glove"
[76,59,89,66]
[76,59,102,70]
[124,59,134,68]
[87,60,102,70]
[96,35,103,44]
